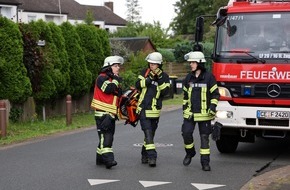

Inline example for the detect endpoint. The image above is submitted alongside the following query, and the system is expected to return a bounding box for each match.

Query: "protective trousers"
[140,110,159,159]
[95,114,116,164]
[182,119,211,165]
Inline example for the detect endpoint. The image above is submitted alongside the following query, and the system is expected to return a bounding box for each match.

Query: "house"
[0,0,127,32]
[110,37,157,54]
[0,0,20,22]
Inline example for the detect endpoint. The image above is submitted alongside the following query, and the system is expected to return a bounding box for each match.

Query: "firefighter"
[135,52,170,167]
[181,51,220,171]
[91,55,124,169]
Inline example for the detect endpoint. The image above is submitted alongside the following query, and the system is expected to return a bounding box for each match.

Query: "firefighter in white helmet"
[135,52,170,167]
[181,51,220,171]
[91,55,124,169]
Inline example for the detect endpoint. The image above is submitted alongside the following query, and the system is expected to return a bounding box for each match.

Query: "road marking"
[139,180,172,187]
[191,183,226,190]
[133,143,173,147]
[88,179,120,186]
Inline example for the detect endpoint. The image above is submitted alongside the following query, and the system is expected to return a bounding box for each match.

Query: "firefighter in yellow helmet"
[91,55,124,169]
[135,52,170,167]
[182,51,220,171]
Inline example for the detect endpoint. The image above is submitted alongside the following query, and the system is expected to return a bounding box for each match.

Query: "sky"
[76,0,178,29]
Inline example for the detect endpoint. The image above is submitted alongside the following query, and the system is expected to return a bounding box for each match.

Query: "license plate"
[257,110,289,119]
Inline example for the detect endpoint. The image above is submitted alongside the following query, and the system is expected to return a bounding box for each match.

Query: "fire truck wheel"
[216,134,239,153]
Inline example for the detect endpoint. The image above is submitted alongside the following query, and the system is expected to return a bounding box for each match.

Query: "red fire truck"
[195,0,290,153]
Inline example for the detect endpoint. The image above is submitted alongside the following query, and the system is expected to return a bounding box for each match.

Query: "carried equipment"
[119,87,140,127]
[211,122,223,141]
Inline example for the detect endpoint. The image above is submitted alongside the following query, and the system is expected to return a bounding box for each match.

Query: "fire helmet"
[145,52,163,64]
[184,51,206,63]
[102,56,124,69]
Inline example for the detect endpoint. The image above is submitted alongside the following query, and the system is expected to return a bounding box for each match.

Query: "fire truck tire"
[216,134,239,153]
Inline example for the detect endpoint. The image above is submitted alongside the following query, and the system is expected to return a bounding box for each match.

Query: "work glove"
[211,122,222,141]
[154,68,163,79]
[107,71,122,82]
[208,104,217,117]
[113,75,122,83]
[114,87,122,97]
[149,70,156,80]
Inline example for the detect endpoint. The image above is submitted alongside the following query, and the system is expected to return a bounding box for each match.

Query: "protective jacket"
[91,72,121,115]
[182,70,220,121]
[136,68,170,118]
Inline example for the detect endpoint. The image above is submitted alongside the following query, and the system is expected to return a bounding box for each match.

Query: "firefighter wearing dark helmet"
[181,51,220,171]
[135,52,170,167]
[91,55,124,169]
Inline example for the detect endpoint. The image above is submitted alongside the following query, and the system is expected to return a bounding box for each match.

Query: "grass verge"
[0,93,183,146]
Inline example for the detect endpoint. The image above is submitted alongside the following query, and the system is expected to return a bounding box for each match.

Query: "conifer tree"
[0,17,32,103]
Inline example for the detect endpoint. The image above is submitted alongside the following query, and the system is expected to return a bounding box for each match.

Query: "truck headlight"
[218,87,232,100]
[216,110,233,119]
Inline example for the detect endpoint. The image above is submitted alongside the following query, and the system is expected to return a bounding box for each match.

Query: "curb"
[240,165,290,190]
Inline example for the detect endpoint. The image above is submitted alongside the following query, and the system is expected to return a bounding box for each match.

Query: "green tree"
[111,22,179,49]
[60,22,92,98]
[0,17,32,103]
[48,22,70,97]
[110,22,139,38]
[20,20,59,104]
[84,9,94,25]
[171,0,228,36]
[76,24,103,88]
[139,22,169,48]
[174,41,193,63]
[126,0,141,23]
[97,29,111,59]
[120,52,147,90]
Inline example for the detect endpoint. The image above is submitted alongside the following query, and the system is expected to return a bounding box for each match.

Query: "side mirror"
[195,17,204,42]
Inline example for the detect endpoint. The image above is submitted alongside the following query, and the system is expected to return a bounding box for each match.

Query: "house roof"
[0,0,20,5]
[14,0,127,26]
[110,37,157,54]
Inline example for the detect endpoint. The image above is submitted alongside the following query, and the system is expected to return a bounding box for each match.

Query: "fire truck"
[195,0,290,153]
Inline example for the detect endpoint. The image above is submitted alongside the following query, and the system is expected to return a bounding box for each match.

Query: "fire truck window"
[264,25,285,51]
[242,23,263,51]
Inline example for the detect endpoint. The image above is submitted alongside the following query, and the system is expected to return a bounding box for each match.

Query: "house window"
[45,15,54,22]
[28,15,36,22]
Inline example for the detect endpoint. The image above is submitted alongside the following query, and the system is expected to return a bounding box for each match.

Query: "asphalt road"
[1,108,290,190]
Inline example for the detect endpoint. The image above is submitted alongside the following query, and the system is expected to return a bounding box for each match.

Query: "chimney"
[105,2,113,12]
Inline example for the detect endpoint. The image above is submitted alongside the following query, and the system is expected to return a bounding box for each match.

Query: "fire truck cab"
[196,0,290,153]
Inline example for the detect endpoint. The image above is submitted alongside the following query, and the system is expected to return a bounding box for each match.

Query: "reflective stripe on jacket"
[182,71,220,121]
[136,68,170,118]
[91,73,119,115]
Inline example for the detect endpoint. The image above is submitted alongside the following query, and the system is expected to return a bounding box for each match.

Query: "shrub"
[60,22,92,98]
[48,22,70,97]
[20,20,57,104]
[76,24,103,88]
[120,52,147,90]
[0,17,32,103]
[158,48,175,62]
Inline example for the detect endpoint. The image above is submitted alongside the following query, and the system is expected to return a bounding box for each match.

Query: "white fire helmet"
[102,56,124,68]
[184,51,206,63]
[145,52,163,64]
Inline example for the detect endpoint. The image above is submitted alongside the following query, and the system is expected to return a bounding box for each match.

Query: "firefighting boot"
[96,153,103,165]
[201,155,211,171]
[202,163,211,171]
[183,149,196,166]
[148,158,156,167]
[141,156,148,164]
[105,160,117,169]
[141,146,148,164]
